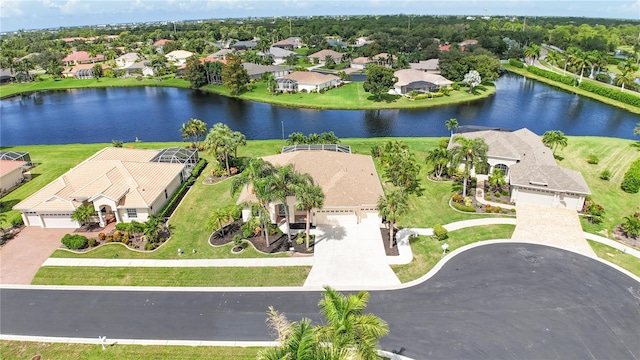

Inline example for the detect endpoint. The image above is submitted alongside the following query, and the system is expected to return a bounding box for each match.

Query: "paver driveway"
[0,227,69,284]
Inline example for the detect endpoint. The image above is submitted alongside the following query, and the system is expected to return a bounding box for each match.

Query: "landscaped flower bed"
[59,223,171,252]
[208,220,314,255]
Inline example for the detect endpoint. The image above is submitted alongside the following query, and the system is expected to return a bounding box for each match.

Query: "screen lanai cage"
[0,151,32,166]
[151,148,199,178]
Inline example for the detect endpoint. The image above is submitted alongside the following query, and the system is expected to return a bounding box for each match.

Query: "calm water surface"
[1,73,639,146]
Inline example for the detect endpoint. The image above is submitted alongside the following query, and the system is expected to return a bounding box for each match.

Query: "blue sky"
[1,0,639,32]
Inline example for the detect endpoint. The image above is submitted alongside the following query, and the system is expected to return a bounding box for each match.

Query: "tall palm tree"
[316,286,389,360]
[264,72,277,94]
[571,50,591,84]
[615,62,638,92]
[545,50,562,68]
[207,206,233,236]
[542,130,568,155]
[271,165,311,244]
[523,43,540,65]
[204,123,246,174]
[425,146,450,179]
[257,318,318,360]
[449,136,489,197]
[71,203,96,226]
[295,180,324,249]
[488,168,506,191]
[377,187,409,248]
[180,118,208,145]
[444,118,458,137]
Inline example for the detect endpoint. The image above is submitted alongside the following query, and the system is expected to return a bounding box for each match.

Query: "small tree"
[462,70,481,94]
[433,224,448,241]
[180,118,208,145]
[542,130,568,155]
[621,213,640,238]
[488,168,506,190]
[71,204,95,226]
[445,118,458,136]
[377,187,409,248]
[92,64,103,79]
[363,65,397,101]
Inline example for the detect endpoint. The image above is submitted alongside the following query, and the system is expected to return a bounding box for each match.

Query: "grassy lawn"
[502,64,640,114]
[32,266,310,286]
[202,81,496,110]
[589,240,640,277]
[554,137,640,237]
[0,75,190,99]
[0,341,260,360]
[392,225,516,283]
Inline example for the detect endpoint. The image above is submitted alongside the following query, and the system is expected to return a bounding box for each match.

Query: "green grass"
[202,81,495,110]
[502,64,640,114]
[0,341,260,360]
[32,266,310,286]
[554,137,640,237]
[392,225,516,283]
[589,240,640,277]
[0,75,190,99]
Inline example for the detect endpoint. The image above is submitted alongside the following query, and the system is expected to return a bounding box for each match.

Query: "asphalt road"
[2,243,639,359]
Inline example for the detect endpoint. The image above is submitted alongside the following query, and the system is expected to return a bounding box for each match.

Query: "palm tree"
[542,130,568,155]
[425,146,450,179]
[615,62,638,92]
[258,318,317,360]
[71,204,95,226]
[449,136,489,197]
[570,49,591,84]
[207,206,233,236]
[377,187,409,248]
[180,118,208,145]
[621,214,640,238]
[264,72,277,94]
[523,43,540,65]
[295,180,325,249]
[488,168,506,190]
[231,159,276,246]
[316,286,389,359]
[444,118,458,137]
[204,123,246,174]
[545,50,562,68]
[271,165,311,244]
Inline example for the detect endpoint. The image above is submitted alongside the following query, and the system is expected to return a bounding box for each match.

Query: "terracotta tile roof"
[281,71,340,85]
[153,39,173,46]
[62,51,104,63]
[237,151,383,208]
[308,49,343,59]
[14,148,184,212]
[439,44,451,51]
[0,160,26,177]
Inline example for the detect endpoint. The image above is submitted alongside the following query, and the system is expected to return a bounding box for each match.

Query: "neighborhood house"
[0,160,27,194]
[14,147,198,229]
[236,148,383,227]
[276,71,341,92]
[449,127,591,210]
[393,69,453,95]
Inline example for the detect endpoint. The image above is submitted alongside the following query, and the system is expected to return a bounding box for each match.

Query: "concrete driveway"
[511,203,595,257]
[304,221,400,288]
[0,227,70,284]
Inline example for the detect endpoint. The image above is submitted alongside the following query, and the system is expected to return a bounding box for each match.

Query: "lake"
[1,73,639,146]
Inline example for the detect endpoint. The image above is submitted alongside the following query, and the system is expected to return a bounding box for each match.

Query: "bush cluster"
[61,234,88,250]
[621,158,640,194]
[433,224,448,241]
[508,58,525,68]
[578,81,640,107]
[452,201,476,212]
[599,169,612,181]
[587,154,599,165]
[526,66,577,86]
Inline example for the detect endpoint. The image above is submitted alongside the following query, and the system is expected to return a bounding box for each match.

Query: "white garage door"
[516,189,554,207]
[25,214,42,227]
[360,211,381,225]
[41,214,78,228]
[315,210,357,225]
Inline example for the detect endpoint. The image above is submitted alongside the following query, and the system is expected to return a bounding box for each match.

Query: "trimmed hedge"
[158,158,208,218]
[621,158,640,194]
[452,201,476,212]
[578,81,640,107]
[61,234,88,250]
[526,66,577,86]
[509,58,524,68]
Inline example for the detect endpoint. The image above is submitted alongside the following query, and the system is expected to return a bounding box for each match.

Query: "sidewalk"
[42,256,314,267]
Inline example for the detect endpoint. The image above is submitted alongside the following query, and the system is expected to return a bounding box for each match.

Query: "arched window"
[495,163,509,176]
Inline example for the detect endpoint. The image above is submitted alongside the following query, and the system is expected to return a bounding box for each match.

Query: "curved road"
[2,243,639,359]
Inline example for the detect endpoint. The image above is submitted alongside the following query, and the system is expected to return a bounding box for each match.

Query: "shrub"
[485,195,492,201]
[599,169,612,181]
[113,230,122,242]
[439,139,449,149]
[494,191,501,197]
[526,66,577,86]
[295,232,304,245]
[105,235,114,242]
[87,238,97,247]
[61,234,88,250]
[501,209,508,214]
[144,242,156,250]
[233,234,243,247]
[121,237,130,245]
[11,218,23,227]
[433,224,448,241]
[115,223,130,232]
[501,189,509,196]
[578,81,640,107]
[587,154,599,165]
[493,206,501,213]
[510,208,516,213]
[452,194,464,204]
[594,73,612,84]
[621,158,640,194]
[508,58,525,68]
[582,196,605,224]
[463,196,473,207]
[452,202,476,212]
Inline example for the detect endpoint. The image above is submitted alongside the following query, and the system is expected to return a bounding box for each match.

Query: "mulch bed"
[380,226,399,256]
[209,220,314,255]
[65,225,170,252]
[74,222,106,233]
[612,226,640,249]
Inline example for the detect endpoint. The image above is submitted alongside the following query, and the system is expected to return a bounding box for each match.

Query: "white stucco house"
[276,71,341,93]
[307,49,344,65]
[393,69,453,95]
[164,50,194,66]
[14,147,198,229]
[236,148,383,227]
[115,52,140,68]
[0,160,26,194]
[448,127,591,211]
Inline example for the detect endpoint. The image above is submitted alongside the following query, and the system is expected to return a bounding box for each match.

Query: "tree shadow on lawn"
[366,94,401,103]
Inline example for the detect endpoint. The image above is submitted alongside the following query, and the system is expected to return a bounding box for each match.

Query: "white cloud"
[0,0,25,18]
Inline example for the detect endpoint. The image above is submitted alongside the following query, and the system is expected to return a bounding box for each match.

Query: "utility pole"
[289,18,292,36]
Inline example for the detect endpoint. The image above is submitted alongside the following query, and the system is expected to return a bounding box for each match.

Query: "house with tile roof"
[449,127,590,210]
[61,51,104,66]
[0,160,26,194]
[350,56,374,69]
[165,50,194,65]
[14,147,197,229]
[307,49,344,65]
[409,59,440,72]
[393,69,453,95]
[258,47,297,65]
[236,149,383,226]
[276,71,341,92]
[243,63,291,80]
[115,53,140,68]
[272,37,305,50]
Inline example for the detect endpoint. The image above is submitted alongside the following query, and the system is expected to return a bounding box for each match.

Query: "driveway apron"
[304,222,400,288]
[511,203,595,257]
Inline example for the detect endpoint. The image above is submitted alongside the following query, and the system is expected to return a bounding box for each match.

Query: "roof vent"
[529,181,548,186]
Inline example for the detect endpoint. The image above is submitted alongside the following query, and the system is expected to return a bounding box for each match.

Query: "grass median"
[588,240,640,277]
[31,266,311,287]
[392,224,516,283]
[0,341,260,360]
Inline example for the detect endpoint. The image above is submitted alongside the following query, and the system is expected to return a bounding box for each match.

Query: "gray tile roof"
[509,164,591,194]
[242,62,290,77]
